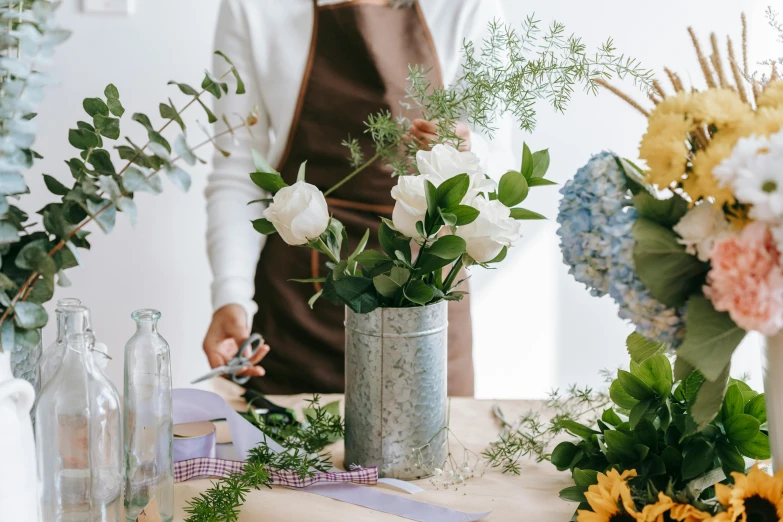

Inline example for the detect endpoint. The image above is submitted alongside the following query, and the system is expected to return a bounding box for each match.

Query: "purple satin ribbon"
[173,429,216,463]
[173,389,490,522]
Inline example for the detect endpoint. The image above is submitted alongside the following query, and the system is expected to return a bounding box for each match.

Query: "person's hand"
[407,119,471,151]
[203,304,269,378]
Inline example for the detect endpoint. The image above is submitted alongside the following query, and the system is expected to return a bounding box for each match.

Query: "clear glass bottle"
[123,309,173,522]
[35,305,123,521]
[39,298,85,389]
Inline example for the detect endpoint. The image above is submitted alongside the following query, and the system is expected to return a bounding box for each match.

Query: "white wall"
[23,1,777,396]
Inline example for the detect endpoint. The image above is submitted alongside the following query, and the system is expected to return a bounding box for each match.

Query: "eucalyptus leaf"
[165,166,191,192]
[83,97,108,117]
[43,174,69,196]
[85,198,116,234]
[13,301,47,329]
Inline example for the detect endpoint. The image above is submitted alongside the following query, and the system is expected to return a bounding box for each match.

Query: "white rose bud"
[456,196,522,263]
[416,144,495,203]
[263,181,330,246]
[672,203,730,262]
[391,175,428,238]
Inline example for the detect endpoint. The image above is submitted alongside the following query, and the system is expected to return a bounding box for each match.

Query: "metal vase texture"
[764,332,783,472]
[344,301,448,480]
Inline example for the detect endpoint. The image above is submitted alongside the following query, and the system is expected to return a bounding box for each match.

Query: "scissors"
[191,332,265,386]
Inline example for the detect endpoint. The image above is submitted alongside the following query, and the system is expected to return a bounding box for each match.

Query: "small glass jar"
[123,309,173,522]
[39,298,86,390]
[35,305,122,521]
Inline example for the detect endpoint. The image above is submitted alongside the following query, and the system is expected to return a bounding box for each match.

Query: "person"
[203,0,515,397]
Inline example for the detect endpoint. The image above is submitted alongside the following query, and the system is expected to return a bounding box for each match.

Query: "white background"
[23,0,777,397]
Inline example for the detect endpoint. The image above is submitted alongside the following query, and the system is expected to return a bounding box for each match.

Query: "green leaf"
[43,174,69,196]
[250,172,287,194]
[168,80,199,96]
[438,208,457,227]
[610,379,639,409]
[558,486,586,503]
[355,250,389,270]
[196,98,218,123]
[632,191,689,228]
[307,289,322,309]
[348,229,370,262]
[602,408,623,426]
[509,207,545,220]
[0,321,13,352]
[404,279,435,305]
[527,177,558,187]
[160,99,185,132]
[123,167,162,194]
[132,112,154,132]
[661,446,683,476]
[107,98,124,117]
[530,149,550,178]
[724,414,761,443]
[560,420,599,440]
[629,399,653,430]
[93,114,120,140]
[634,355,673,389]
[104,84,120,99]
[736,432,771,460]
[68,129,101,150]
[251,149,277,174]
[716,440,746,476]
[86,199,116,234]
[426,235,466,259]
[604,430,636,457]
[378,221,411,262]
[677,295,746,382]
[372,266,410,298]
[424,179,438,219]
[446,205,480,226]
[632,217,709,307]
[87,149,116,175]
[745,394,767,424]
[551,441,580,471]
[498,171,529,207]
[331,276,378,314]
[681,440,715,480]
[690,364,731,431]
[166,166,191,192]
[520,143,533,178]
[435,174,470,208]
[13,302,48,329]
[626,332,667,364]
[633,418,658,451]
[252,218,277,235]
[618,370,655,400]
[722,384,745,420]
[83,97,108,117]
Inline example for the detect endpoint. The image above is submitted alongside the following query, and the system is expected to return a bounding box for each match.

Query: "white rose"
[416,144,496,203]
[391,175,428,238]
[456,196,522,263]
[672,203,730,262]
[263,181,329,246]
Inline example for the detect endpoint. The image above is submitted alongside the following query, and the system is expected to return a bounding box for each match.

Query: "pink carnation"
[704,222,783,335]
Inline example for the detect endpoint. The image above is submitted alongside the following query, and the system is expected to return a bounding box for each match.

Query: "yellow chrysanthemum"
[690,132,743,206]
[738,106,783,138]
[688,88,753,130]
[639,492,712,522]
[757,80,783,110]
[714,464,783,522]
[577,469,643,522]
[639,111,693,189]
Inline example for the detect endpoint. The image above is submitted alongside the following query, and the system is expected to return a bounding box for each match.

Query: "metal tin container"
[344,301,448,480]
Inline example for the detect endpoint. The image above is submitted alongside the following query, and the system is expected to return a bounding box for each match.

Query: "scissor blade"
[190,367,228,384]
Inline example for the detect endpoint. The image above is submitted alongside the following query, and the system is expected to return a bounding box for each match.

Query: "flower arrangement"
[251,142,550,311]
[549,349,769,519]
[558,16,783,425]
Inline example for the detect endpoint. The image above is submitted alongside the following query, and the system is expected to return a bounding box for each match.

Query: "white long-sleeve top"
[207,0,516,323]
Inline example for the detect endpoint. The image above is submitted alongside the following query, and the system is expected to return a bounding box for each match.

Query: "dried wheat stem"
[752,79,762,104]
[727,36,749,104]
[652,79,667,98]
[710,33,730,89]
[595,78,650,116]
[648,92,662,105]
[741,13,749,77]
[664,68,685,92]
[688,27,717,88]
[771,62,781,82]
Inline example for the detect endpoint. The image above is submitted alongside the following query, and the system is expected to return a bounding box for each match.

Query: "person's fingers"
[412,118,438,133]
[236,365,266,377]
[247,344,270,365]
[206,350,228,369]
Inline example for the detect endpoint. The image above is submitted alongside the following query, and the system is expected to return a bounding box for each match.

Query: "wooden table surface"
[174,379,576,521]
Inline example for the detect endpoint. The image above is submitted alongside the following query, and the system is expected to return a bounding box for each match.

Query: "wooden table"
[174,380,576,521]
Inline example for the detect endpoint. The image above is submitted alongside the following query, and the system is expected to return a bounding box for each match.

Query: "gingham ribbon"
[174,457,378,487]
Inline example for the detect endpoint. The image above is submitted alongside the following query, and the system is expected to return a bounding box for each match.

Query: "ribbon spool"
[173,421,217,462]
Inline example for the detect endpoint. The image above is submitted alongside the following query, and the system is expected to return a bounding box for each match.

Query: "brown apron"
[250,0,474,396]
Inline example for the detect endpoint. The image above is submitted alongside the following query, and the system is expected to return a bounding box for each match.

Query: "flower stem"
[323,153,381,197]
[442,255,464,293]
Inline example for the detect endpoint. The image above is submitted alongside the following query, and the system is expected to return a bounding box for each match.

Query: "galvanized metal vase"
[764,332,783,472]
[344,301,448,480]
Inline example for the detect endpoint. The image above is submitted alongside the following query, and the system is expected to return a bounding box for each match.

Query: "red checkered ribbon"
[174,457,378,487]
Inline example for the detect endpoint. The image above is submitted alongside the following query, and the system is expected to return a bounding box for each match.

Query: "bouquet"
[558,15,783,426]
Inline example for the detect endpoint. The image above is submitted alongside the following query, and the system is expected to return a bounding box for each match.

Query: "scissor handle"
[230,333,265,386]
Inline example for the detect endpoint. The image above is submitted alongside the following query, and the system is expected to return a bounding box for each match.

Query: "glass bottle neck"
[135,321,158,335]
[56,306,92,341]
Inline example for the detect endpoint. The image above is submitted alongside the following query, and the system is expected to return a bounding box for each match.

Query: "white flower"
[713,134,770,189]
[263,181,329,246]
[416,144,496,203]
[672,204,730,262]
[456,196,521,263]
[391,175,428,238]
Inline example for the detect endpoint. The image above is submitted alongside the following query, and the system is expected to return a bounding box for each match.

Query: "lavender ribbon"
[173,389,490,522]
[173,430,216,463]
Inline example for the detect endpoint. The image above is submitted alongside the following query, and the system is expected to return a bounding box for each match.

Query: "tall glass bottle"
[39,298,85,389]
[35,305,122,521]
[123,309,173,522]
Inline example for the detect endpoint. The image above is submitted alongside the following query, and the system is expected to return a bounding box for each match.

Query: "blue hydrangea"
[557,152,685,346]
